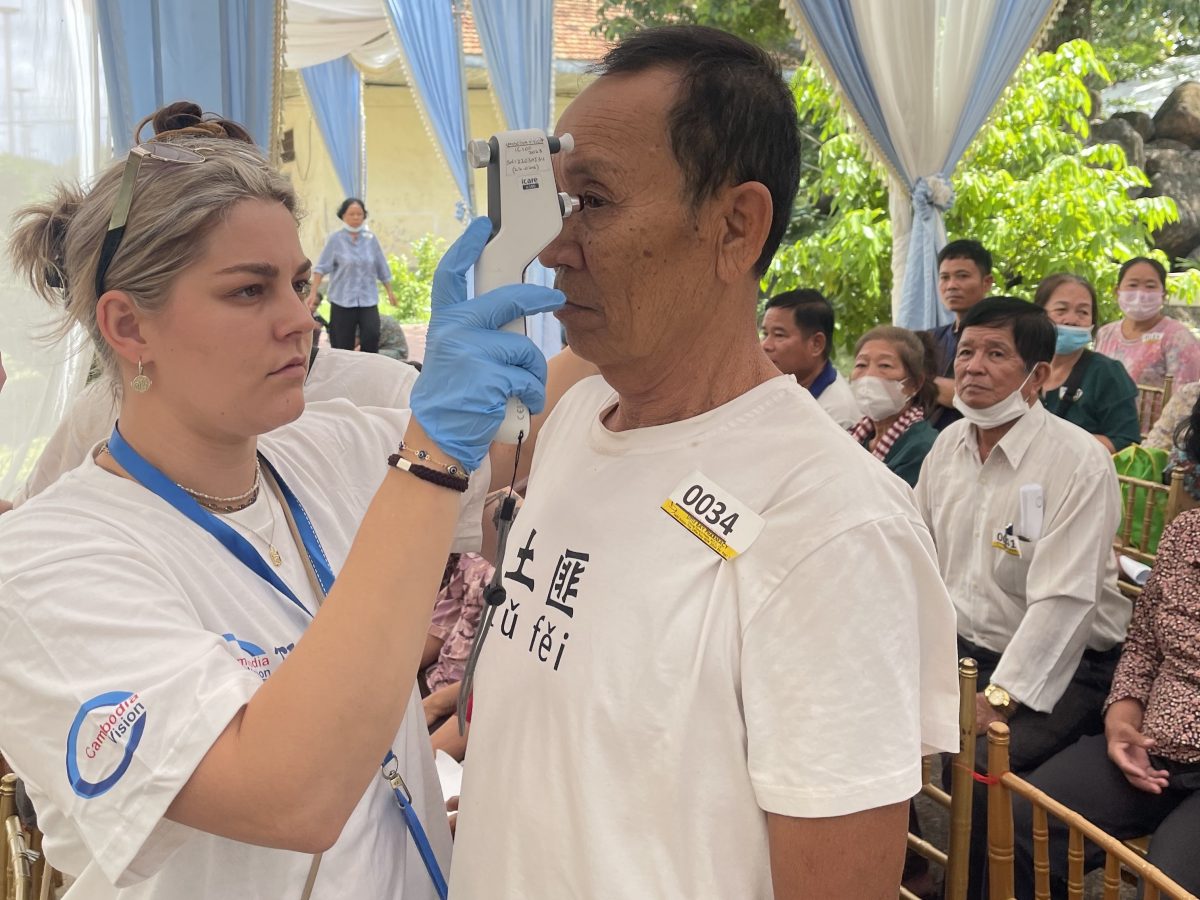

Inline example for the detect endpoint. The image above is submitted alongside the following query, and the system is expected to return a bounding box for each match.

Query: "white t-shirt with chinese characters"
[11,347,419,506]
[0,400,486,900]
[449,375,960,900]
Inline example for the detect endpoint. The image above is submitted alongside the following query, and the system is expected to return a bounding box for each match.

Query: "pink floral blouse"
[1095,316,1200,390]
[424,552,494,694]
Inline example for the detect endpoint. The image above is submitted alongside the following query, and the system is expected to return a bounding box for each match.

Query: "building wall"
[281,76,587,266]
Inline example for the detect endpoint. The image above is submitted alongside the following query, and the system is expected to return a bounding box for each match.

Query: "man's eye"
[295,279,312,297]
[579,193,607,210]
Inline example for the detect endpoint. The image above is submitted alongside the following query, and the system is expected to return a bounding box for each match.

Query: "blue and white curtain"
[300,55,365,199]
[97,0,279,154]
[384,0,473,215]
[783,0,1062,329]
[473,0,562,357]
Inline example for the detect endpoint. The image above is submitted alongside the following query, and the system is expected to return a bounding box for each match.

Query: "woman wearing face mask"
[1094,258,1200,429]
[1034,273,1140,453]
[848,326,939,487]
[309,197,398,353]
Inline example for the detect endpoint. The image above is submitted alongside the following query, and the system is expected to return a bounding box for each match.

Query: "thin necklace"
[96,442,260,513]
[95,441,279,564]
[177,459,262,512]
[224,492,284,567]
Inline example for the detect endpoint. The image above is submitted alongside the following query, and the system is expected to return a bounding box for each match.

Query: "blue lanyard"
[104,426,448,898]
[106,426,330,616]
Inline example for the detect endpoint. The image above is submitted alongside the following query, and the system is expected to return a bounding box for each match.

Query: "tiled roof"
[460,0,613,64]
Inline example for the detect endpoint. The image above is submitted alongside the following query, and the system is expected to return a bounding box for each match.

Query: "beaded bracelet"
[387,453,470,493]
[397,441,465,478]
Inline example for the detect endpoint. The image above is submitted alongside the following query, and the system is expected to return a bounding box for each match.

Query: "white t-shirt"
[0,400,484,899]
[11,348,419,506]
[449,375,959,900]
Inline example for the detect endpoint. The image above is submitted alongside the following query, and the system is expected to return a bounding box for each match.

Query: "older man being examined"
[449,26,959,900]
[915,297,1127,900]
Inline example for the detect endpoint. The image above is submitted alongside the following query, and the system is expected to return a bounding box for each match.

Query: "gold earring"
[131,359,152,393]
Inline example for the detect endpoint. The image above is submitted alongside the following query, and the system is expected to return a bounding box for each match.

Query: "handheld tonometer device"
[467,129,579,443]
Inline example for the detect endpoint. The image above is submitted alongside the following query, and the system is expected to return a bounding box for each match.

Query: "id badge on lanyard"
[104,426,448,900]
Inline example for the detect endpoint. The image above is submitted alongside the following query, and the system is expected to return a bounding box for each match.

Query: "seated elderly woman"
[848,326,938,487]
[1034,273,1141,452]
[1011,398,1200,897]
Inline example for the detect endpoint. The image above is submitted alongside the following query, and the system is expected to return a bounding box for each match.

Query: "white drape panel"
[784,0,1061,327]
[858,0,997,324]
[284,0,388,69]
[0,0,105,498]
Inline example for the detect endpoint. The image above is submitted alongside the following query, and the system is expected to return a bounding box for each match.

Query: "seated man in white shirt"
[915,296,1127,900]
[449,25,961,900]
[761,288,861,428]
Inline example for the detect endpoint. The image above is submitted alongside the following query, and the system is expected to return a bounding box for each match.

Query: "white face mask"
[344,223,364,234]
[851,375,910,421]
[1117,289,1164,322]
[953,370,1035,429]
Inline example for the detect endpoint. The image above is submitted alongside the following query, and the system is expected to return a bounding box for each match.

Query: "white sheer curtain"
[784,0,1063,327]
[0,0,107,498]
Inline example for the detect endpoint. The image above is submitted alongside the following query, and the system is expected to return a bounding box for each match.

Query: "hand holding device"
[468,129,580,443]
[409,219,564,472]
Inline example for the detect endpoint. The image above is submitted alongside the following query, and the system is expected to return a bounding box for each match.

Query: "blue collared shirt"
[313,228,392,308]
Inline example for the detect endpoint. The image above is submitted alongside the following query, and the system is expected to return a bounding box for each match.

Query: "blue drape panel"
[787,1,906,178]
[788,0,1057,329]
[472,0,561,358]
[97,0,277,153]
[472,0,554,132]
[383,0,472,212]
[301,55,364,199]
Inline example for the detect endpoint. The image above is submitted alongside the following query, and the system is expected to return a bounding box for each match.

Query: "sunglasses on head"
[94,141,210,298]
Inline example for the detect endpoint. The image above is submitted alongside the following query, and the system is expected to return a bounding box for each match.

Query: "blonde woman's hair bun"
[134,100,255,146]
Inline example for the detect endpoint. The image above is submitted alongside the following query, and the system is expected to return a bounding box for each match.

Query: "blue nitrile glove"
[409,218,565,472]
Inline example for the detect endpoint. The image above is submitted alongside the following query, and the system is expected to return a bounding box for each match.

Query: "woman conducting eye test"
[0,101,562,900]
[1034,273,1140,453]
[848,326,939,487]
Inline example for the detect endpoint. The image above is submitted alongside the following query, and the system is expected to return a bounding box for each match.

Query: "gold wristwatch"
[984,683,1017,718]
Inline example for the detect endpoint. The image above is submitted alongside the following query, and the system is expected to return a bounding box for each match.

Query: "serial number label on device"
[661,471,765,560]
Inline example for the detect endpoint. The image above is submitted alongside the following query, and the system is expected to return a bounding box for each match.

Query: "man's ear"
[810,330,828,360]
[1025,360,1052,397]
[95,290,151,369]
[714,181,773,285]
[983,273,995,293]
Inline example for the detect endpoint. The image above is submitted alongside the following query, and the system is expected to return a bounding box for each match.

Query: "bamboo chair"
[1114,468,1187,599]
[1,774,32,900]
[0,775,55,900]
[1137,375,1174,438]
[900,658,978,900]
[985,722,1198,900]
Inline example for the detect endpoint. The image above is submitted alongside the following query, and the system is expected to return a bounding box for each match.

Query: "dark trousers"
[329,302,381,353]
[1013,734,1200,898]
[946,636,1119,900]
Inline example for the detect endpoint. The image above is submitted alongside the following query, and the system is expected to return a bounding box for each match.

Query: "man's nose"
[538,217,583,271]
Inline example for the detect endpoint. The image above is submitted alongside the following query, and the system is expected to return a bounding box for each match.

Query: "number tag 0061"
[661,470,765,560]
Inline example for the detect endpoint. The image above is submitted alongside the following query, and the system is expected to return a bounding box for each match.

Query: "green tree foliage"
[385,234,446,324]
[594,0,797,55]
[1044,0,1199,82]
[765,40,1179,354]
